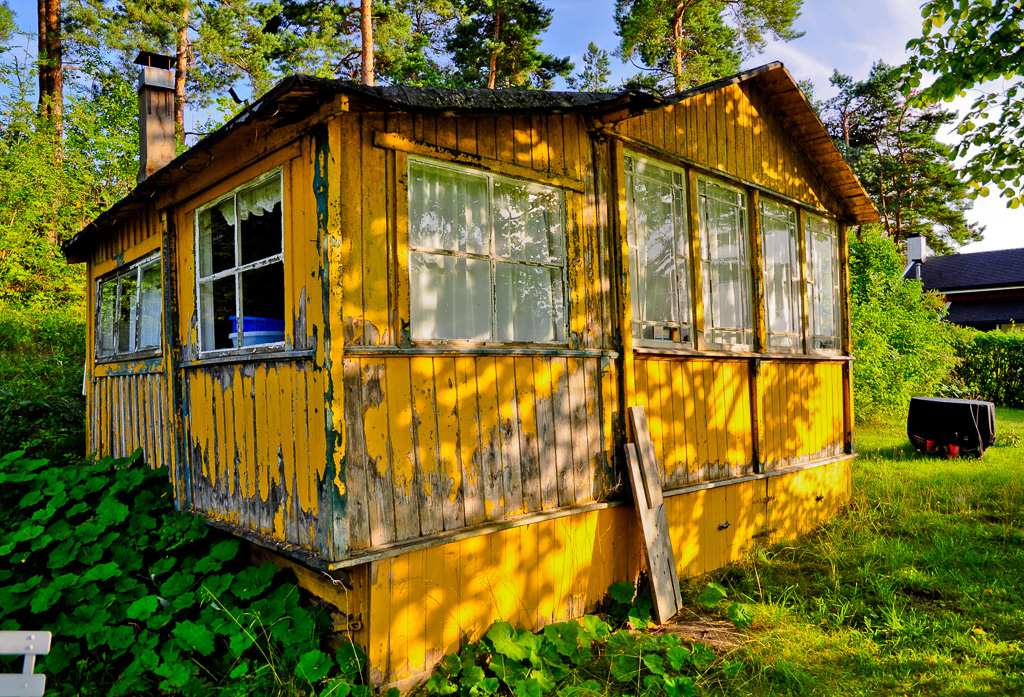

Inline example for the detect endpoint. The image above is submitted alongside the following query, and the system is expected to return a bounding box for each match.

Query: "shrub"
[0,307,86,460]
[849,226,958,419]
[951,330,1024,407]
[0,449,375,696]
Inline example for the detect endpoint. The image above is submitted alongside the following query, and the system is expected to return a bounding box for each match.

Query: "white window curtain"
[806,214,841,349]
[761,199,802,349]
[407,158,566,344]
[625,154,691,343]
[698,177,752,348]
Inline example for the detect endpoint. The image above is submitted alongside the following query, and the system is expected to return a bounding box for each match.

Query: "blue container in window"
[229,315,286,333]
[228,316,286,347]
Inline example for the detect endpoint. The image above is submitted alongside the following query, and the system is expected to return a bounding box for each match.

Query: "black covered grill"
[907,397,996,458]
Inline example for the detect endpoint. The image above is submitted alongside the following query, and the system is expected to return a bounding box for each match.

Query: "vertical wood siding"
[632,357,754,486]
[611,82,840,212]
[89,367,173,468]
[364,458,852,687]
[366,506,642,685]
[342,354,615,552]
[759,360,844,468]
[182,362,327,545]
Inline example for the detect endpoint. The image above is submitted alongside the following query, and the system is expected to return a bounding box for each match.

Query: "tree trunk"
[175,7,189,147]
[487,10,500,89]
[672,12,684,92]
[37,0,63,133]
[360,0,374,86]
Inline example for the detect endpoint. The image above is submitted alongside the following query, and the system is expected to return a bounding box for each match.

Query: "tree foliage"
[566,42,613,92]
[445,0,572,89]
[820,61,982,253]
[614,0,803,93]
[905,0,1024,208]
[849,225,958,419]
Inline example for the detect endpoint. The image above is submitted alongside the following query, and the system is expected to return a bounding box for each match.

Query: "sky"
[4,0,1021,253]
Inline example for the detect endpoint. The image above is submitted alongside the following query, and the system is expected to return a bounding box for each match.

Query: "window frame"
[406,155,570,347]
[624,151,694,347]
[94,251,162,363]
[759,197,804,354]
[696,175,754,352]
[194,167,286,356]
[804,212,843,354]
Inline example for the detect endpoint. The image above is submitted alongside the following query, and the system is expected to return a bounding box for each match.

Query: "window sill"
[95,349,162,365]
[633,345,852,361]
[182,347,315,368]
[347,344,617,359]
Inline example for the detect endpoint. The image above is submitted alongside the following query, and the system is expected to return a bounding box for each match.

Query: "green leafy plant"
[695,582,756,629]
[423,583,737,697]
[0,449,376,696]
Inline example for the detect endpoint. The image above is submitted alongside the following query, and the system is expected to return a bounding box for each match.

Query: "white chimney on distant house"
[135,51,176,184]
[905,234,927,280]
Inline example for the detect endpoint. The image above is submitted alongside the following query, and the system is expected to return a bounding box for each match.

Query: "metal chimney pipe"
[134,51,176,184]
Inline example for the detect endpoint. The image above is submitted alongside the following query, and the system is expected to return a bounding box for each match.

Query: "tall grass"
[694,408,1024,696]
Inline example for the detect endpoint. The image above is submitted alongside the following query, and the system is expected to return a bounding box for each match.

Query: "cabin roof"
[919,247,1024,292]
[64,64,877,259]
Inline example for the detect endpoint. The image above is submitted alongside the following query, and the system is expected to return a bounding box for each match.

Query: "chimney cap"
[134,51,174,71]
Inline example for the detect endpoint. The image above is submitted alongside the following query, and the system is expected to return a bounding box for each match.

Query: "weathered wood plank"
[433,356,466,531]
[387,356,421,541]
[454,356,484,526]
[494,356,525,516]
[624,409,681,625]
[410,355,444,537]
[531,356,558,511]
[343,358,371,549]
[475,356,506,521]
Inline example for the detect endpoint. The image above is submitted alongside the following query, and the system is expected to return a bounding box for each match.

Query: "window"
[196,171,285,352]
[625,154,692,344]
[407,158,566,344]
[698,177,752,348]
[760,199,802,350]
[96,254,162,359]
[805,213,841,350]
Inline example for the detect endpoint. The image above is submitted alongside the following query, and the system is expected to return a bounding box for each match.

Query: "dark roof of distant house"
[946,296,1024,325]
[920,248,1024,291]
[63,63,878,259]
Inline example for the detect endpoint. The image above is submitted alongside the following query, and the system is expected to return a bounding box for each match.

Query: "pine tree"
[614,0,802,93]
[566,42,612,92]
[446,0,572,89]
[821,62,983,253]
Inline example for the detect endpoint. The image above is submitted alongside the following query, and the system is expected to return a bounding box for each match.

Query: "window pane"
[806,214,840,348]
[494,179,564,263]
[116,275,138,354]
[201,276,236,350]
[240,262,286,346]
[626,159,689,334]
[198,198,235,277]
[98,279,116,357]
[138,262,162,350]
[495,263,564,343]
[699,179,751,346]
[239,176,283,265]
[410,252,490,340]
[408,161,489,254]
[761,200,801,345]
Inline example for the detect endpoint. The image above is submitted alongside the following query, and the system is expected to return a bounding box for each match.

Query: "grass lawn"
[693,407,1024,696]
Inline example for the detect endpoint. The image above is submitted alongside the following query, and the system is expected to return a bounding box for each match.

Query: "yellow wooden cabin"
[64,58,877,688]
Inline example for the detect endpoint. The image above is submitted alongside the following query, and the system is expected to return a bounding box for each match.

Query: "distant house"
[906,237,1024,331]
